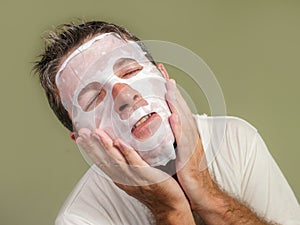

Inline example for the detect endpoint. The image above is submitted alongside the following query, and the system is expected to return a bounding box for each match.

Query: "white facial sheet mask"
[56,33,176,166]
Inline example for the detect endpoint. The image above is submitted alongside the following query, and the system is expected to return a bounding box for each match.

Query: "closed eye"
[85,89,106,111]
[86,92,100,111]
[113,58,143,79]
[77,82,106,112]
[121,67,143,79]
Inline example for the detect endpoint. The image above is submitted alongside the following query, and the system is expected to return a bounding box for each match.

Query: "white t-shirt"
[55,115,300,225]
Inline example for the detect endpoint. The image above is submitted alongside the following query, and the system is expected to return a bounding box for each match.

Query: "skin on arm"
[165,79,280,225]
[76,128,196,225]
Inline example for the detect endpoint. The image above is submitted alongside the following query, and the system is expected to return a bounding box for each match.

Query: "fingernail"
[118,139,132,150]
[113,139,120,147]
[81,132,88,139]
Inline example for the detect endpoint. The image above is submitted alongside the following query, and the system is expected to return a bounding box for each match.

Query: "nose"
[112,83,148,120]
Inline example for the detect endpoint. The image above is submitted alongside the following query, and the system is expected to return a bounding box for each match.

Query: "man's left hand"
[165,79,220,212]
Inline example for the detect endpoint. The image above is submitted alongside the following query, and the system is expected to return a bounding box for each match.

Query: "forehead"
[58,34,127,84]
[55,33,147,110]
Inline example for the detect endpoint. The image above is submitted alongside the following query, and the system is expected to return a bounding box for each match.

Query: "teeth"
[133,113,152,129]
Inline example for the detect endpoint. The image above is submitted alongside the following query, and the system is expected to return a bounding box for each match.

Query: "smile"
[131,112,162,141]
[132,112,155,130]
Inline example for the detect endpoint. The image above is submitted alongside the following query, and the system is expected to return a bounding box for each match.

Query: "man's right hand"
[76,128,196,225]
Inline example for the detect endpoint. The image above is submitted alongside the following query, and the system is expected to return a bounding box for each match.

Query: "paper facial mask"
[56,33,176,166]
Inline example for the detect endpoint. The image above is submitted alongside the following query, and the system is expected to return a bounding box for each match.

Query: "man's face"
[56,33,176,166]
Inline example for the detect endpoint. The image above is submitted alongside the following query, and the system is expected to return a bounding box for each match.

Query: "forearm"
[176,138,279,225]
[147,197,196,225]
[194,184,279,225]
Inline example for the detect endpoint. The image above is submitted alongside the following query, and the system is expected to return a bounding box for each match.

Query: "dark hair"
[33,20,154,131]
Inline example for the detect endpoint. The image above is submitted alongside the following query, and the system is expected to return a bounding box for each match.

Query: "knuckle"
[122,149,131,157]
[96,161,108,169]
[77,128,91,137]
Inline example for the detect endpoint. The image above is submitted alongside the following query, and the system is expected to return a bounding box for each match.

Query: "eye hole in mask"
[77,82,107,112]
[113,57,144,79]
[77,58,144,112]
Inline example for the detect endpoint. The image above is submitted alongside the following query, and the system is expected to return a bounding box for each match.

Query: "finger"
[76,132,108,166]
[93,129,126,163]
[92,133,126,162]
[168,112,182,142]
[77,128,99,154]
[113,139,148,167]
[166,79,192,117]
[76,128,125,167]
[165,79,179,114]
[77,127,91,138]
[95,129,114,150]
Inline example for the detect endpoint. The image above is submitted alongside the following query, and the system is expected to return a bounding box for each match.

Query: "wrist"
[193,186,226,215]
[178,167,218,211]
[154,201,196,225]
[190,179,225,214]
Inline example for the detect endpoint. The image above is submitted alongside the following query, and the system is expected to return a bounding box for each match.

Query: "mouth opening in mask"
[131,112,162,141]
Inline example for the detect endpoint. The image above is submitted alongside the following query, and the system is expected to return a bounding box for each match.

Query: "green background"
[0,0,299,224]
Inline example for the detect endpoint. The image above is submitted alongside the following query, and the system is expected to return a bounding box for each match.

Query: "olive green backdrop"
[0,0,299,224]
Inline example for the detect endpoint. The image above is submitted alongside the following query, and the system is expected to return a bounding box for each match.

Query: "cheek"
[150,80,166,97]
[129,76,166,98]
[94,96,112,127]
[94,111,104,129]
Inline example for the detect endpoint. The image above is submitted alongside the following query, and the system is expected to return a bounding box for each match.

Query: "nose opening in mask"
[112,82,149,120]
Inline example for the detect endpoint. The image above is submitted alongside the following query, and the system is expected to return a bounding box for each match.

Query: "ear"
[70,132,76,141]
[157,63,169,80]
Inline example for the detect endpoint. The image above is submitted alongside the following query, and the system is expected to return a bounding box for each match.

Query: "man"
[34,21,299,225]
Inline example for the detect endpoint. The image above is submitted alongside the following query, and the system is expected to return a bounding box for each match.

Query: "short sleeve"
[240,131,300,224]
[55,213,112,225]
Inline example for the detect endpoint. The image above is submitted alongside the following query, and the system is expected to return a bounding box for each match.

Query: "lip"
[131,112,162,141]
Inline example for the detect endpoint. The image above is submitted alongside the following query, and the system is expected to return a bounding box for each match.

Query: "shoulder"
[55,213,92,225]
[194,114,257,133]
[224,116,257,135]
[194,114,258,148]
[194,114,260,176]
[223,116,258,146]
